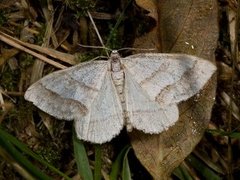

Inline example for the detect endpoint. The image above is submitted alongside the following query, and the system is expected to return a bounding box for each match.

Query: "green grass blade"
[109,145,131,180]
[0,133,52,179]
[105,0,133,49]
[121,147,131,180]
[207,129,240,139]
[173,164,194,180]
[186,154,221,180]
[94,144,102,180]
[228,132,240,138]
[0,126,71,180]
[73,133,93,180]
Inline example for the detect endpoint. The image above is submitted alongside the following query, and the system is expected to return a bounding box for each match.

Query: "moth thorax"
[111,58,121,72]
[111,52,124,98]
[111,60,125,106]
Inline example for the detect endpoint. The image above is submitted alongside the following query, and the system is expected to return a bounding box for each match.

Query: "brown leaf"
[130,0,218,178]
[134,0,159,50]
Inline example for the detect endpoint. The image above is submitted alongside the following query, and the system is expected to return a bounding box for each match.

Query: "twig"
[0,32,67,69]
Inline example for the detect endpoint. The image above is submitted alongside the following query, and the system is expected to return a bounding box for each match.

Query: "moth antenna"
[88,55,109,62]
[78,44,112,52]
[118,47,157,53]
[87,11,109,56]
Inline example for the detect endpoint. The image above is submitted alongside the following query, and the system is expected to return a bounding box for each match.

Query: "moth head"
[110,50,121,63]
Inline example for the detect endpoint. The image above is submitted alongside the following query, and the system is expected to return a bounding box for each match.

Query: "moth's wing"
[74,71,124,144]
[124,70,178,133]
[121,53,216,106]
[24,61,108,120]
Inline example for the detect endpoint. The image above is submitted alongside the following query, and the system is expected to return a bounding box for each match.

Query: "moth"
[25,51,216,144]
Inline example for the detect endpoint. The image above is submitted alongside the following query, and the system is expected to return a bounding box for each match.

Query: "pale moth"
[24,51,216,144]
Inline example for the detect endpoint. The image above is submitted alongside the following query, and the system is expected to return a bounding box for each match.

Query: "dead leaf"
[0,48,19,67]
[130,0,218,178]
[134,0,159,50]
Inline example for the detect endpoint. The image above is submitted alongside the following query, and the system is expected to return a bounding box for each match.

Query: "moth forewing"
[154,55,217,106]
[24,60,109,121]
[121,53,216,106]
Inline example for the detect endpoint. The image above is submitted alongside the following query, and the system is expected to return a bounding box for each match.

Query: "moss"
[19,54,35,69]
[65,0,95,17]
[0,67,20,91]
[106,23,123,50]
[35,145,61,166]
